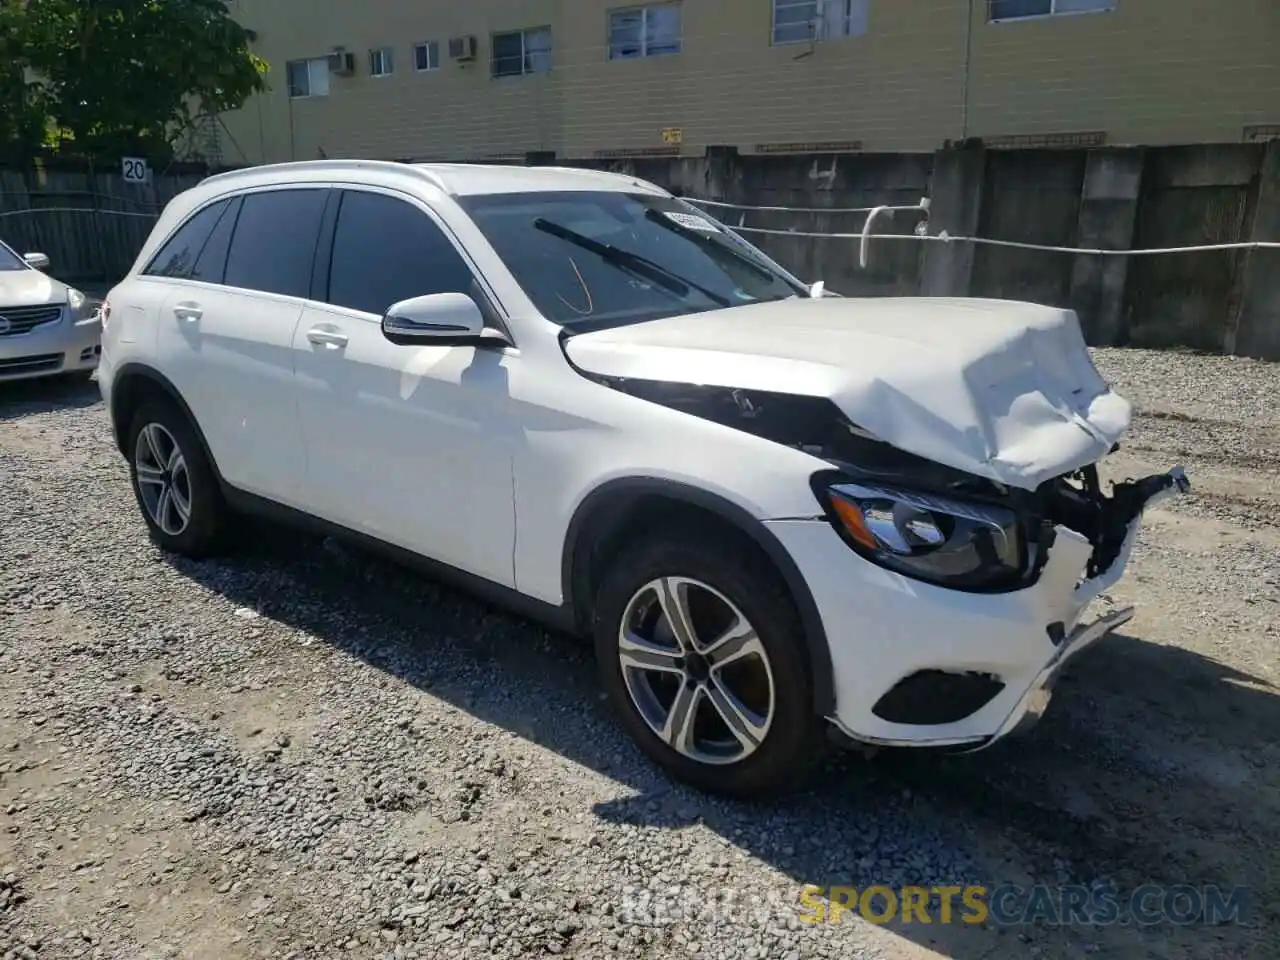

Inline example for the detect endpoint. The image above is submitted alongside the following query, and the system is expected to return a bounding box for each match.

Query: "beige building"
[217,0,1279,165]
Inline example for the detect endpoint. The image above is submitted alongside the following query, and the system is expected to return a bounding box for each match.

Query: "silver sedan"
[0,239,101,383]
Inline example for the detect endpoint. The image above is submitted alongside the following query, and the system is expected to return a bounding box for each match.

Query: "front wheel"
[592,529,824,799]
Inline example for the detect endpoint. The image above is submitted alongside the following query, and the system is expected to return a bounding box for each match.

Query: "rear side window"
[143,199,231,278]
[326,190,477,315]
[189,196,242,285]
[224,189,328,298]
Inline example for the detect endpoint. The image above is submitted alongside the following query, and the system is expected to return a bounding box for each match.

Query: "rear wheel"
[126,399,228,558]
[593,529,824,798]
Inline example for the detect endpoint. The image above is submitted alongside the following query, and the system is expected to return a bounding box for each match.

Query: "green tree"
[0,3,53,154]
[5,0,267,159]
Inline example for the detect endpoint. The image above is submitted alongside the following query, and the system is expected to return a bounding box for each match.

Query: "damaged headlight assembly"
[817,479,1030,592]
[575,374,1190,594]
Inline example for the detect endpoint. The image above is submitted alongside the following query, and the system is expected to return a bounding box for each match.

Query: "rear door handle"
[306,326,348,349]
[173,302,202,322]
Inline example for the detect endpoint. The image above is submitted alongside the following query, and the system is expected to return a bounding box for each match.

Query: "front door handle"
[173,302,202,322]
[306,326,348,349]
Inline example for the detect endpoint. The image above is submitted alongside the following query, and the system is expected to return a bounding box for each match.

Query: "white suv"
[98,160,1188,797]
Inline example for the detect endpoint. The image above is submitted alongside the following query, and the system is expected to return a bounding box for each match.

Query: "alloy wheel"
[134,422,193,537]
[617,576,776,765]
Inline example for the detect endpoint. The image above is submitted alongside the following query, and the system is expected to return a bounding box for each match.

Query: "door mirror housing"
[23,252,50,270]
[381,292,496,347]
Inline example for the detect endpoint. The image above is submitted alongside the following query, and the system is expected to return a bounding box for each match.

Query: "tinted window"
[143,200,230,278]
[189,196,241,285]
[326,190,477,315]
[224,189,328,297]
[0,243,25,271]
[457,190,805,331]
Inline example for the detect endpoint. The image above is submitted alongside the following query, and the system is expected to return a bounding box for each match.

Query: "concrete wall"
[585,142,1280,359]
[216,0,1280,165]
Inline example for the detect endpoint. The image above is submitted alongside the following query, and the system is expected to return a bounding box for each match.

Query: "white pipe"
[859,205,891,268]
[724,225,1280,256]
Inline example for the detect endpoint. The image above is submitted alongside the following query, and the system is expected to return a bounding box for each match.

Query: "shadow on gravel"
[169,528,1277,960]
[0,373,100,421]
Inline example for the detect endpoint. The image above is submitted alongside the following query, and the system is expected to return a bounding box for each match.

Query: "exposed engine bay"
[591,375,1190,589]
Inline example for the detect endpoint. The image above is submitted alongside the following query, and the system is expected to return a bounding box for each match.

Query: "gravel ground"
[1,347,1277,960]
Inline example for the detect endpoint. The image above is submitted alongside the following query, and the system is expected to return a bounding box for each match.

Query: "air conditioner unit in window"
[448,36,478,61]
[328,50,357,75]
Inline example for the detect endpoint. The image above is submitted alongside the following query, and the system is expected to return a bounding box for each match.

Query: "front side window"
[224,189,329,298]
[287,57,331,98]
[142,199,232,279]
[369,46,394,76]
[771,0,869,45]
[492,27,552,77]
[325,190,478,316]
[988,0,1114,20]
[609,3,683,59]
[458,190,807,332]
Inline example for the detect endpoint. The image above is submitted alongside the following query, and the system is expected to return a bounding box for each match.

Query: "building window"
[369,46,394,77]
[988,0,1115,20]
[608,3,682,60]
[414,40,440,72]
[492,27,552,78]
[771,0,869,45]
[286,57,331,98]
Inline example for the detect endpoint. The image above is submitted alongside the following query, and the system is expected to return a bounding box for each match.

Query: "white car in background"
[0,239,101,382]
[97,160,1189,798]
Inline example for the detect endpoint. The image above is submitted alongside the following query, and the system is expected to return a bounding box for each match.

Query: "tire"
[592,526,825,799]
[125,398,228,558]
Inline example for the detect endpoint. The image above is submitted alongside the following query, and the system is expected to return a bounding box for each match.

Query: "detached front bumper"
[766,466,1190,751]
[986,604,1134,744]
[0,309,102,381]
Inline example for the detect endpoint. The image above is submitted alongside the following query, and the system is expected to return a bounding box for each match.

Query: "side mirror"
[381,292,492,347]
[23,252,50,270]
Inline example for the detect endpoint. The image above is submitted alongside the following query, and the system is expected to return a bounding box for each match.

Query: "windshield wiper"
[643,208,798,291]
[533,218,732,308]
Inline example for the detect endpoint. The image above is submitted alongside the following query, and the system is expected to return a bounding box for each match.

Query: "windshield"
[0,242,27,272]
[457,190,808,331]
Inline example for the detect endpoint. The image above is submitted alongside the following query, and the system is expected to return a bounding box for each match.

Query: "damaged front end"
[593,374,1192,749]
[1036,462,1190,582]
[813,427,1190,600]
[593,375,1189,595]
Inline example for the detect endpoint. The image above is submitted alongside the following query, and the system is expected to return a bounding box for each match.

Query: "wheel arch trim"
[108,363,221,482]
[561,476,836,716]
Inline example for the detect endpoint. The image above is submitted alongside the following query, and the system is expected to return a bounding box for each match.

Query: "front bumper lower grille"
[871,670,1007,725]
[0,353,64,376]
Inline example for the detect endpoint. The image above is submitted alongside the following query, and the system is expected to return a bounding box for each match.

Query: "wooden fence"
[0,161,214,290]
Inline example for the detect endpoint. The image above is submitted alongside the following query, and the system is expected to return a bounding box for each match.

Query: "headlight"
[65,288,96,325]
[822,481,1027,591]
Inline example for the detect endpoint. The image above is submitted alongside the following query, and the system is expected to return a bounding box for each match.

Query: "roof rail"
[200,159,452,194]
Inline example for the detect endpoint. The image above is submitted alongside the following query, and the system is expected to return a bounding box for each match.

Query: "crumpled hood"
[563,296,1132,491]
[0,267,64,307]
